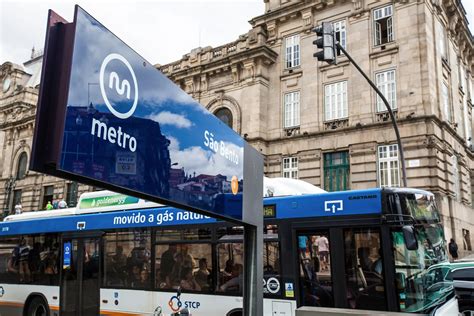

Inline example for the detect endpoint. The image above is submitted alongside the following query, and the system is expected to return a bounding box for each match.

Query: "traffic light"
[313,22,336,64]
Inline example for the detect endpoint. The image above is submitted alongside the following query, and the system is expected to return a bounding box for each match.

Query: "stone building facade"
[0,50,93,216]
[159,0,473,253]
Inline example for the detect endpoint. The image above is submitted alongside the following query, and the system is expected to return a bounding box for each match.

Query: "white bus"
[0,187,459,315]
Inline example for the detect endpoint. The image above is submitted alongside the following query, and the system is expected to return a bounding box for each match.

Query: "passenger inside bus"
[220,263,243,292]
[194,258,211,290]
[159,244,177,287]
[1,235,60,285]
[180,267,201,291]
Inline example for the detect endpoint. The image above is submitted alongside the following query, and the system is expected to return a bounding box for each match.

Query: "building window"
[214,108,233,129]
[467,72,472,101]
[373,5,394,46]
[462,229,472,251]
[376,70,397,112]
[442,82,451,121]
[282,157,298,179]
[436,20,447,59]
[459,63,466,91]
[324,81,348,121]
[378,144,400,187]
[284,91,300,128]
[453,155,461,202]
[42,185,54,209]
[16,152,28,180]
[66,182,78,207]
[334,20,346,50]
[285,35,300,68]
[324,151,349,191]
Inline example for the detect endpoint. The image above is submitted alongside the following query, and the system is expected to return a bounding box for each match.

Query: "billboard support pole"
[243,143,263,316]
[244,224,262,315]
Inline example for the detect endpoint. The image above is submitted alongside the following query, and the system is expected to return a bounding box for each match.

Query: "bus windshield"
[399,192,439,222]
[392,224,451,313]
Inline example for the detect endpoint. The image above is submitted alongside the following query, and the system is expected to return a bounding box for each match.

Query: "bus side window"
[0,237,20,284]
[155,243,212,292]
[103,229,151,289]
[217,243,244,293]
[30,234,60,286]
[343,228,386,311]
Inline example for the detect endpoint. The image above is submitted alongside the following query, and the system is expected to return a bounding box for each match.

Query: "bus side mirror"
[402,225,418,251]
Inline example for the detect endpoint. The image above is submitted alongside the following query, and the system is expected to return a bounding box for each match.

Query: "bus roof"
[0,188,392,236]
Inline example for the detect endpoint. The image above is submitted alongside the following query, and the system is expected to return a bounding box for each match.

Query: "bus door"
[60,237,100,316]
[296,230,334,308]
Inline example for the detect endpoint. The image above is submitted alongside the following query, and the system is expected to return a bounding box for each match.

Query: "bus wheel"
[227,309,242,316]
[25,297,50,316]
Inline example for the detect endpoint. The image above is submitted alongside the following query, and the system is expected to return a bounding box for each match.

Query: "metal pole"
[242,142,263,316]
[243,224,262,315]
[336,43,407,187]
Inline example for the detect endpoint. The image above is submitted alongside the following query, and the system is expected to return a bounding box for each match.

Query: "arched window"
[214,108,233,129]
[16,152,28,180]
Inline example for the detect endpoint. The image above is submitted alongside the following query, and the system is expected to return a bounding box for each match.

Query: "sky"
[0,0,264,66]
[0,0,473,67]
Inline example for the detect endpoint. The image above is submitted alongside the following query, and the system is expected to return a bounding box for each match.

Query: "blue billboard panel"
[31,6,256,222]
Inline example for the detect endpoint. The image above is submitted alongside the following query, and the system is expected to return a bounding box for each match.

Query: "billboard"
[31,6,262,224]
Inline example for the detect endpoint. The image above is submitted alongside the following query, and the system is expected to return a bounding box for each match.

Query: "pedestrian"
[58,200,67,209]
[14,203,22,215]
[46,201,53,210]
[448,238,459,261]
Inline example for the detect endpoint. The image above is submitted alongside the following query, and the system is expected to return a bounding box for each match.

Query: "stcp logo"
[99,53,138,119]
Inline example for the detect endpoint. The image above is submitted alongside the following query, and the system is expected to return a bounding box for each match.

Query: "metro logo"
[99,53,138,119]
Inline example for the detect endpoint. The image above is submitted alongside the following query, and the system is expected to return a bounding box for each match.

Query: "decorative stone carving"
[376,111,398,123]
[301,8,313,28]
[352,0,363,10]
[184,77,194,94]
[200,74,208,92]
[243,60,256,81]
[266,20,277,40]
[324,119,349,130]
[231,65,240,84]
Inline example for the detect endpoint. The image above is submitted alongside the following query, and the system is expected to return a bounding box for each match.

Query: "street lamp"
[312,23,407,187]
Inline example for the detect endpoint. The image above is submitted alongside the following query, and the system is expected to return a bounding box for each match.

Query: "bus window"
[0,235,60,286]
[217,242,243,293]
[0,237,20,284]
[30,234,60,285]
[263,240,281,296]
[343,228,386,310]
[298,232,334,307]
[103,229,151,289]
[155,243,212,292]
[264,241,280,276]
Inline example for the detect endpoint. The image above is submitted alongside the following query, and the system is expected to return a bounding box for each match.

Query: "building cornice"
[160,44,278,82]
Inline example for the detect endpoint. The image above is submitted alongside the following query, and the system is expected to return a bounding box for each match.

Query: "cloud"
[167,135,180,151]
[169,139,243,179]
[147,111,192,128]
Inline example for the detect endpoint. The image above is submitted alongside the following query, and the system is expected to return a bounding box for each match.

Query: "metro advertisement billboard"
[31,6,262,224]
